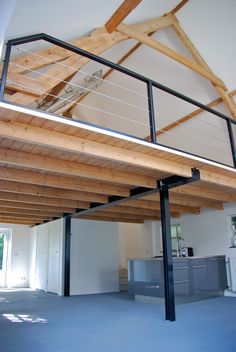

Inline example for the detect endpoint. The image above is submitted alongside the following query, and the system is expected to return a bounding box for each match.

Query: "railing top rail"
[5,33,235,125]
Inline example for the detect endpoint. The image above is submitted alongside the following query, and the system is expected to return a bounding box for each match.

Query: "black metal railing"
[0,33,236,168]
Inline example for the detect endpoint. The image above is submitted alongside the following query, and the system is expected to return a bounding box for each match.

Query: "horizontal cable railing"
[0,33,236,169]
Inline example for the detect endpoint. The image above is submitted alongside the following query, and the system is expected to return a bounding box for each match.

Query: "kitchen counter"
[128,256,228,301]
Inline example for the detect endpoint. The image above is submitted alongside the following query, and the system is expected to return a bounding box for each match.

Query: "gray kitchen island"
[128,256,228,302]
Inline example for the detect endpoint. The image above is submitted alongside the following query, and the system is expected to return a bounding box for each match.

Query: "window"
[171,224,181,251]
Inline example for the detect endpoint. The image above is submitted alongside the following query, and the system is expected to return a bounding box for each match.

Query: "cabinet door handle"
[192,265,207,268]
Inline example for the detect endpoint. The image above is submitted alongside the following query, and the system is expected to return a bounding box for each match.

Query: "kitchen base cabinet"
[128,256,228,302]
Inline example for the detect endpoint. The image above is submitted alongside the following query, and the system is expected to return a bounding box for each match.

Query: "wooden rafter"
[171,14,236,118]
[116,22,227,90]
[105,0,142,33]
[170,0,189,15]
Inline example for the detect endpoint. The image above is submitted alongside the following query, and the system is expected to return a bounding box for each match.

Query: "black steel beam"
[159,184,175,321]
[64,215,71,297]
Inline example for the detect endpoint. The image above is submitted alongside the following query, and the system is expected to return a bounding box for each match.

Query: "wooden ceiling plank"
[0,147,157,188]
[0,179,108,203]
[0,120,192,178]
[116,23,227,90]
[105,0,142,33]
[171,16,236,118]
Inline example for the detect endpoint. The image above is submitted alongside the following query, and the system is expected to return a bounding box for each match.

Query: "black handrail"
[1,33,236,167]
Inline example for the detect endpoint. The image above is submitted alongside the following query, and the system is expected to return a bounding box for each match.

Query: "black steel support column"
[0,42,12,101]
[147,80,157,144]
[159,182,176,321]
[64,215,71,296]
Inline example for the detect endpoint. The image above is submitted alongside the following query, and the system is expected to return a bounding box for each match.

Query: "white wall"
[70,219,119,295]
[118,222,155,269]
[0,223,31,288]
[152,202,236,258]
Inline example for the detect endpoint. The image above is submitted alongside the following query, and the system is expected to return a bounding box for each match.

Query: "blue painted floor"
[0,290,235,352]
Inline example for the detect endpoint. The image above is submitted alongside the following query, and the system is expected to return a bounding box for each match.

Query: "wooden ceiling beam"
[200,170,236,190]
[0,207,62,218]
[0,218,35,225]
[105,0,142,33]
[120,198,200,214]
[143,192,223,210]
[79,215,144,224]
[0,200,75,213]
[116,23,227,90]
[0,120,192,178]
[0,212,49,221]
[0,180,107,203]
[171,184,236,203]
[0,191,90,209]
[0,166,129,197]
[0,148,156,188]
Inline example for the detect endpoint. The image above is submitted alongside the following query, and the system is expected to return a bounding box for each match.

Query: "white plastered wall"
[70,219,119,295]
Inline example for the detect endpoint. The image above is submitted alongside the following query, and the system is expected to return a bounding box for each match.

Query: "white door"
[35,225,49,291]
[47,221,62,294]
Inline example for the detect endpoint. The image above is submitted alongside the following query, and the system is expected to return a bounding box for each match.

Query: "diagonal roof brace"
[72,168,200,219]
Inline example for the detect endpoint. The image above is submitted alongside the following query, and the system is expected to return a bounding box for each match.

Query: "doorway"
[0,228,11,288]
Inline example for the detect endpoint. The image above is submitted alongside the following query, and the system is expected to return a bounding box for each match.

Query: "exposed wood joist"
[0,180,108,203]
[0,148,157,188]
[170,15,236,118]
[200,170,236,190]
[0,120,192,177]
[105,0,142,33]
[0,191,90,209]
[0,207,63,218]
[79,215,144,224]
[0,200,75,213]
[171,184,236,203]
[101,204,198,216]
[0,217,36,225]
[0,166,129,197]
[116,23,226,90]
[143,193,223,210]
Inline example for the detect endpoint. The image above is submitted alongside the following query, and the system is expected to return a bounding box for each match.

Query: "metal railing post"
[226,119,236,168]
[0,42,12,101]
[147,80,157,143]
